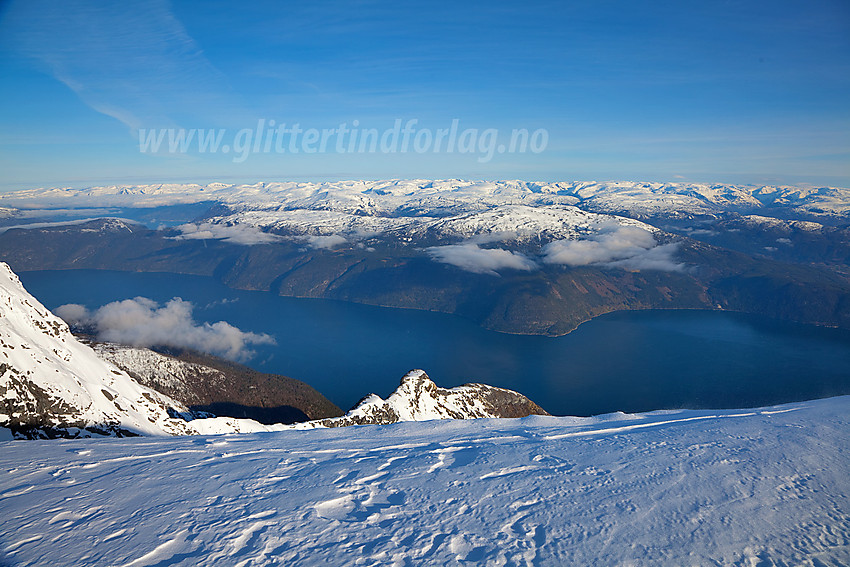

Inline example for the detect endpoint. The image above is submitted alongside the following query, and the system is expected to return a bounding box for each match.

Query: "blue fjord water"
[18,269,850,416]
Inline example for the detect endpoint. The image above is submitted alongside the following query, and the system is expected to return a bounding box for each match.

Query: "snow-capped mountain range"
[2,178,849,340]
[2,179,849,218]
[1,180,848,248]
[0,262,546,438]
[195,203,657,247]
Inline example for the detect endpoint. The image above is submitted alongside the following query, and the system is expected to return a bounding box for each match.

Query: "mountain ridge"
[312,369,549,428]
[0,262,202,438]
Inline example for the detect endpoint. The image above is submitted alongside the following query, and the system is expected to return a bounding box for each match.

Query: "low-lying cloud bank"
[174,222,281,245]
[426,226,683,275]
[56,297,275,361]
[425,243,538,276]
[542,226,684,272]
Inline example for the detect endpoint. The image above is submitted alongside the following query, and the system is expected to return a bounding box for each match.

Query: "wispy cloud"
[425,243,538,276]
[4,0,230,131]
[56,297,274,361]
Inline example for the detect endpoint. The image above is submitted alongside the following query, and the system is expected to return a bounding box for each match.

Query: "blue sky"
[0,0,848,190]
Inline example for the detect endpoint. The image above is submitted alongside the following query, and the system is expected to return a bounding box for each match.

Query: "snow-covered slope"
[0,262,297,437]
[312,369,548,427]
[0,262,200,437]
[425,204,652,242]
[1,396,847,566]
[92,343,544,428]
[89,343,227,402]
[89,342,345,423]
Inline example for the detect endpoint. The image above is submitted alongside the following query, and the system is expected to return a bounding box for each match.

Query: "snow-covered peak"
[312,370,548,427]
[739,215,824,232]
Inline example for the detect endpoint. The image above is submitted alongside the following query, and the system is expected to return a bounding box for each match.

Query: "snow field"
[1,397,848,566]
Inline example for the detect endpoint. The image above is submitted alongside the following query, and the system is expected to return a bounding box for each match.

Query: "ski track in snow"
[1,398,849,566]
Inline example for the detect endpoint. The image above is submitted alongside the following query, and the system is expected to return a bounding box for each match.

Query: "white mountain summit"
[311,369,548,428]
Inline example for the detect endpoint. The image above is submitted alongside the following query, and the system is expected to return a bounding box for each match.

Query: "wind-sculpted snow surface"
[1,397,848,566]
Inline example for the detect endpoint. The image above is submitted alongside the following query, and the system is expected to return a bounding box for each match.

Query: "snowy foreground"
[2,397,849,566]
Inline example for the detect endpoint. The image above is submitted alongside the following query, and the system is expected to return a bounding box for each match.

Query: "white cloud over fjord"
[542,226,683,272]
[173,224,350,249]
[425,243,538,276]
[56,297,274,361]
[305,235,348,249]
[426,226,683,275]
[174,223,282,245]
[605,242,683,271]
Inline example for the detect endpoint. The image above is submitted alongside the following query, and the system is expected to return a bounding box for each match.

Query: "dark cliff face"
[473,386,549,419]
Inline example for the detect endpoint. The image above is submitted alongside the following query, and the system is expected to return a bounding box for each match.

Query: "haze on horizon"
[0,0,848,191]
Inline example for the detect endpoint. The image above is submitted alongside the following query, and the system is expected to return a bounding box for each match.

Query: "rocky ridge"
[311,369,549,428]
